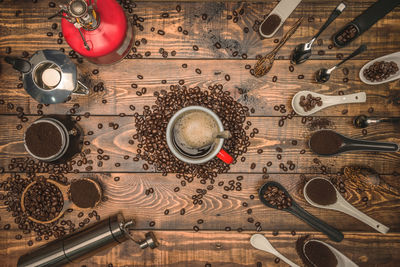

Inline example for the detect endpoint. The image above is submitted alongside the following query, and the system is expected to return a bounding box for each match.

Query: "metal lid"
[23,50,78,104]
[69,0,87,17]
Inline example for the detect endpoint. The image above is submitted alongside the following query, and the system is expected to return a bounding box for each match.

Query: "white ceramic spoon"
[304,240,358,267]
[359,51,400,85]
[304,177,389,234]
[291,91,366,116]
[250,234,300,267]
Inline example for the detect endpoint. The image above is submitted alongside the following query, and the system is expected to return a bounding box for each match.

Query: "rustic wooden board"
[0,115,399,174]
[1,173,399,232]
[1,59,400,116]
[0,1,400,60]
[1,230,399,267]
[1,1,400,266]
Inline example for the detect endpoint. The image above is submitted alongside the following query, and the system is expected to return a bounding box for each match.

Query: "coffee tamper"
[5,49,89,104]
[353,114,400,128]
[17,214,158,267]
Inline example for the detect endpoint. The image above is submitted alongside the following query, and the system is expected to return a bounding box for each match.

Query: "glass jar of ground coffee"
[24,115,83,162]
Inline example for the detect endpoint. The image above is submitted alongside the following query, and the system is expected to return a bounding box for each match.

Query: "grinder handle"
[5,56,32,73]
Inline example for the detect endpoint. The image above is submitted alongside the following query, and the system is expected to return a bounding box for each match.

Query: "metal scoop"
[303,240,359,267]
[353,114,400,128]
[291,91,366,116]
[259,181,344,242]
[315,44,367,83]
[304,177,389,234]
[290,2,346,64]
[250,234,300,267]
[309,130,399,156]
[21,178,102,224]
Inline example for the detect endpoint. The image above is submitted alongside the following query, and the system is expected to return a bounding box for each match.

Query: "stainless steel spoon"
[353,114,400,128]
[290,2,346,64]
[315,44,367,83]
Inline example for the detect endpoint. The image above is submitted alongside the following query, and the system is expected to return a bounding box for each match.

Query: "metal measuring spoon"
[21,178,102,224]
[290,2,346,64]
[303,240,359,267]
[291,91,366,116]
[353,114,400,128]
[259,181,344,242]
[309,130,399,156]
[250,234,300,267]
[304,177,389,234]
[315,45,367,83]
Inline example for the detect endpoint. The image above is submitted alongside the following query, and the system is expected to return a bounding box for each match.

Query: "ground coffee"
[309,130,343,155]
[306,178,337,205]
[25,122,62,158]
[260,14,281,36]
[70,179,100,208]
[304,240,338,267]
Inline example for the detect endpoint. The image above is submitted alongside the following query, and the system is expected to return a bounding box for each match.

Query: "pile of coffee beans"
[23,178,64,221]
[133,84,251,202]
[263,185,292,209]
[335,24,358,46]
[363,61,399,82]
[299,94,323,112]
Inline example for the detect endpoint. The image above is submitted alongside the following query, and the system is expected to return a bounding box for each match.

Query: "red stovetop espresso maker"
[54,0,134,64]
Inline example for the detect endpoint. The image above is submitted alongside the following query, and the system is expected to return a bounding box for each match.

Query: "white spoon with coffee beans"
[303,177,389,234]
[291,91,366,116]
[250,234,300,267]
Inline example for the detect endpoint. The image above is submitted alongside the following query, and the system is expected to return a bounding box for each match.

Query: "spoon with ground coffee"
[250,234,300,267]
[21,178,102,224]
[304,177,389,234]
[291,91,366,116]
[309,130,399,156]
[303,239,358,267]
[259,181,344,242]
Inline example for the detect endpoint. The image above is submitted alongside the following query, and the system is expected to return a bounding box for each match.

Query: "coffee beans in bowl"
[299,94,323,112]
[23,178,64,222]
[363,61,399,82]
[262,185,292,210]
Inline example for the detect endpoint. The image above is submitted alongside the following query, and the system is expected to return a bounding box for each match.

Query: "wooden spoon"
[21,178,102,224]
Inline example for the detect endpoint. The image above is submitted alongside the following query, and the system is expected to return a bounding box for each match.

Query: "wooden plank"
[0,230,399,267]
[1,59,400,116]
[1,115,399,174]
[1,172,399,231]
[0,1,400,60]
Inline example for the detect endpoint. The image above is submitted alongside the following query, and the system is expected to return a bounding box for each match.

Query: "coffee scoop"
[309,130,399,156]
[259,181,344,242]
[303,240,358,267]
[304,177,389,234]
[353,114,400,128]
[21,178,102,224]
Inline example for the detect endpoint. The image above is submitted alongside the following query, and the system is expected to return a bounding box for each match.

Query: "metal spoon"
[353,114,400,128]
[303,240,359,267]
[259,181,344,242]
[291,91,366,116]
[254,17,303,77]
[290,2,346,65]
[304,177,389,234]
[315,44,367,83]
[309,130,399,156]
[250,234,300,267]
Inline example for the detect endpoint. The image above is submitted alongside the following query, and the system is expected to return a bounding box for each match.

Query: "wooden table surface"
[1,0,400,266]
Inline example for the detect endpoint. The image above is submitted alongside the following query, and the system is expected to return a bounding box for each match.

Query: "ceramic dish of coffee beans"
[359,51,400,85]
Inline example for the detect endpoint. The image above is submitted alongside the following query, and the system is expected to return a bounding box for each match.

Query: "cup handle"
[217,149,233,164]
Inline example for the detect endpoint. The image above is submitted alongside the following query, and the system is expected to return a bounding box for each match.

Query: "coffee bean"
[193,45,199,51]
[225,74,230,81]
[49,2,56,7]
[5,47,11,54]
[298,74,304,79]
[149,221,155,227]
[157,30,165,35]
[176,5,181,12]
[289,65,294,72]
[180,208,185,215]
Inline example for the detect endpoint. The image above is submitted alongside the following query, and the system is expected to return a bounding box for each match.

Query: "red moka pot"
[60,0,134,65]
